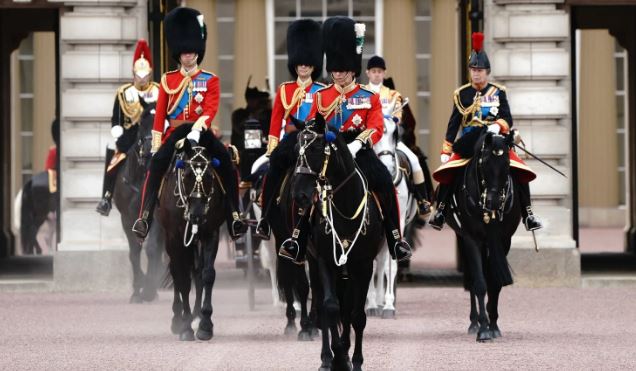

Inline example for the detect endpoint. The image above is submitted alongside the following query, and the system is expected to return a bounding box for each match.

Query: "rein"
[295,126,370,266]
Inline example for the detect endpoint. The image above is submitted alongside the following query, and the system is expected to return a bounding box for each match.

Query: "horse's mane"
[452,127,486,158]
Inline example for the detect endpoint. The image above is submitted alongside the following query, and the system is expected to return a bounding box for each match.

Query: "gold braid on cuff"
[266,135,279,156]
[355,129,375,146]
[151,130,162,153]
[441,140,453,154]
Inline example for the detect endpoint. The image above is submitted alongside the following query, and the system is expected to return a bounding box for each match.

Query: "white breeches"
[396,142,425,184]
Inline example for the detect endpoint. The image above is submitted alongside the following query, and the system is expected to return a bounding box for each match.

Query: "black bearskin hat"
[468,32,490,70]
[323,17,365,77]
[287,19,323,81]
[366,55,386,70]
[165,7,207,65]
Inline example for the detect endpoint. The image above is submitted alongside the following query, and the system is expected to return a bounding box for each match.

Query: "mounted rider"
[278,16,413,263]
[253,19,325,239]
[428,32,542,232]
[96,40,159,216]
[132,7,247,240]
[362,55,431,217]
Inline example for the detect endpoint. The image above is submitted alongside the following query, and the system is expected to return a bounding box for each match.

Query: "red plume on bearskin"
[472,32,484,53]
[133,39,152,68]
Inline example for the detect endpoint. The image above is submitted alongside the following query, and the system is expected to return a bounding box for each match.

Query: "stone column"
[578,30,619,226]
[383,0,417,119]
[55,0,148,291]
[233,0,267,110]
[486,0,580,287]
[32,32,57,172]
[429,0,460,171]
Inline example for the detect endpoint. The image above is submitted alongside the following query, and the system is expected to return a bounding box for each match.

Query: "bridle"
[463,134,513,224]
[291,125,370,266]
[175,146,218,246]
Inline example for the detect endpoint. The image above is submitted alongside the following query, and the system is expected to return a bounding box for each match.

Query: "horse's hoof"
[319,366,331,371]
[365,308,379,317]
[297,330,312,342]
[467,321,479,334]
[196,328,213,341]
[129,293,143,304]
[141,289,158,302]
[476,329,492,342]
[490,326,502,338]
[381,309,396,319]
[352,363,363,371]
[179,329,195,341]
[284,323,297,336]
[310,327,320,339]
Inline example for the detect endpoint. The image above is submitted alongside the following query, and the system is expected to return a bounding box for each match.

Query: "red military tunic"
[307,83,383,146]
[152,68,220,151]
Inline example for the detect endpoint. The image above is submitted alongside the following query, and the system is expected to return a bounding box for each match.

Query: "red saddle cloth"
[433,150,536,185]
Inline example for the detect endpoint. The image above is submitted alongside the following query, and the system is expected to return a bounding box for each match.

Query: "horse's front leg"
[141,222,164,302]
[296,263,313,341]
[382,252,398,319]
[468,290,479,334]
[196,229,219,341]
[487,284,503,338]
[351,260,374,371]
[127,236,144,303]
[319,257,350,371]
[365,258,379,317]
[463,236,491,342]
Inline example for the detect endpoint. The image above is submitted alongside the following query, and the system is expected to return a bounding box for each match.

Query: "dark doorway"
[569,3,636,270]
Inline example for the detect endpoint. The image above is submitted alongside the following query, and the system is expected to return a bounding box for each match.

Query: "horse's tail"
[487,227,513,287]
[20,180,35,255]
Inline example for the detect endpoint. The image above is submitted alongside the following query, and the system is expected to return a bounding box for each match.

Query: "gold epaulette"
[452,83,473,116]
[316,83,333,93]
[489,81,506,91]
[358,85,375,95]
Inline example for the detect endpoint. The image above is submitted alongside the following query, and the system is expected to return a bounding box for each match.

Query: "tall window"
[217,0,235,137]
[272,0,376,87]
[18,34,35,187]
[615,41,628,207]
[415,0,432,154]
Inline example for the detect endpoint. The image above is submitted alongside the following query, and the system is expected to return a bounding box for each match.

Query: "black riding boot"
[413,182,432,217]
[429,183,451,230]
[132,168,162,239]
[278,212,310,264]
[203,135,247,240]
[96,148,117,216]
[518,182,542,231]
[254,167,282,240]
[376,189,412,261]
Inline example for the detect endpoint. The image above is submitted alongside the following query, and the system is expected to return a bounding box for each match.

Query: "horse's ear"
[504,131,515,147]
[484,131,493,146]
[290,115,305,130]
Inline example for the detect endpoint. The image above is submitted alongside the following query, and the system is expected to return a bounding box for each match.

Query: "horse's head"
[290,115,349,211]
[177,139,217,226]
[475,131,514,214]
[136,101,156,166]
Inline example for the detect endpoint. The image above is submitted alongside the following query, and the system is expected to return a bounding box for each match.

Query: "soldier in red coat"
[132,7,247,240]
[253,19,324,239]
[278,17,412,263]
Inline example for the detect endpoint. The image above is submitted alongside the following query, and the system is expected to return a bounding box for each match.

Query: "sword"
[512,143,567,178]
[390,97,410,116]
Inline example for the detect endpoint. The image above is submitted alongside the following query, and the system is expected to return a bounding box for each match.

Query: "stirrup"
[417,199,432,217]
[230,217,248,240]
[132,218,149,239]
[524,206,542,231]
[279,238,304,265]
[390,240,412,262]
[96,198,112,217]
[428,206,445,231]
[254,219,271,240]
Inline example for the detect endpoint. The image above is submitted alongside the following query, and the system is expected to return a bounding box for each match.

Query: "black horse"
[113,102,165,303]
[443,130,521,342]
[158,125,227,341]
[263,132,316,341]
[291,116,385,371]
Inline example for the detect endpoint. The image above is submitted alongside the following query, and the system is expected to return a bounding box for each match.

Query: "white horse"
[366,100,418,318]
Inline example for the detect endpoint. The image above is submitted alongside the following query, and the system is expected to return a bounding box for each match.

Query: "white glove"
[440,154,450,164]
[347,140,363,158]
[186,130,201,144]
[487,124,501,134]
[110,125,124,139]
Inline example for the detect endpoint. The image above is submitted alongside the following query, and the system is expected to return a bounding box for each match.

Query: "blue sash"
[168,72,214,119]
[327,89,373,130]
[295,83,323,122]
